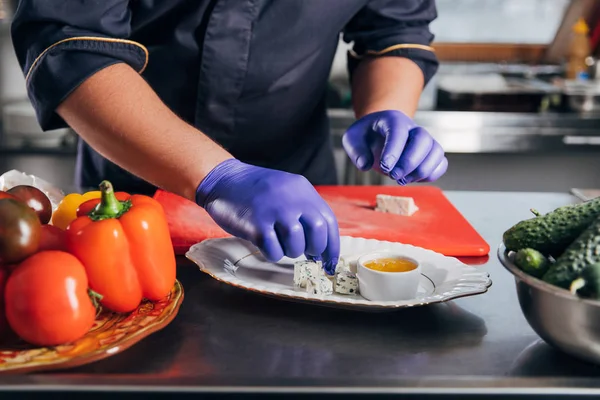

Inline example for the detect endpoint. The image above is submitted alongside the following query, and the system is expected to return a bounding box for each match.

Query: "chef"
[11,0,447,274]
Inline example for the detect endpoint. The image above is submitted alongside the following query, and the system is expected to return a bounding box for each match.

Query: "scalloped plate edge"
[187,237,492,311]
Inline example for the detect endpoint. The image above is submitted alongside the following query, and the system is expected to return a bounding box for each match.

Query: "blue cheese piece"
[293,260,322,288]
[338,255,358,274]
[334,270,359,295]
[306,274,334,296]
[334,258,350,274]
[375,194,418,216]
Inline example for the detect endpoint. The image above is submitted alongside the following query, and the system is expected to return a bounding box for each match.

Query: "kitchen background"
[1,0,600,194]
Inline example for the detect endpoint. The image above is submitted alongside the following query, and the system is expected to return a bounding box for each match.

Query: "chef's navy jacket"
[11,0,439,194]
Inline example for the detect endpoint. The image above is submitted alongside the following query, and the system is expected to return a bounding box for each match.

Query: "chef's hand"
[342,110,448,185]
[196,159,340,274]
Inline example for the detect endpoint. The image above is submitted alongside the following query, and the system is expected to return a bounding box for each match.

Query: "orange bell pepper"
[65,181,176,313]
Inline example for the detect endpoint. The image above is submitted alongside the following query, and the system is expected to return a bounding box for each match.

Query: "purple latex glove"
[196,159,340,274]
[342,110,448,185]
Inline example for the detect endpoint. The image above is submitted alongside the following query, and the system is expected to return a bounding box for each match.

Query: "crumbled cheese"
[306,275,334,296]
[293,260,322,288]
[334,258,350,274]
[338,255,358,274]
[375,194,419,216]
[334,270,359,295]
[294,258,358,297]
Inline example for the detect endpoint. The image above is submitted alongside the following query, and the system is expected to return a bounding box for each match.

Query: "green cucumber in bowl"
[542,215,600,290]
[570,263,600,300]
[514,248,550,279]
[502,197,600,258]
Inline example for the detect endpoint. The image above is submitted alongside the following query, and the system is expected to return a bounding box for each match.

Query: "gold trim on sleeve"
[349,43,435,59]
[25,36,149,83]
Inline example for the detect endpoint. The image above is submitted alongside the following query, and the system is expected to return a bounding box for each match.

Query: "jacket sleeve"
[10,1,148,130]
[343,0,439,86]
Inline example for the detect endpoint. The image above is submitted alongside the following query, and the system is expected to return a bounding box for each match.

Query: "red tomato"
[0,191,17,201]
[38,224,67,252]
[5,251,96,346]
[76,192,130,218]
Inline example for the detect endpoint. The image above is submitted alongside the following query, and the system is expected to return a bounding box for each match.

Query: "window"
[428,0,600,63]
[430,0,572,44]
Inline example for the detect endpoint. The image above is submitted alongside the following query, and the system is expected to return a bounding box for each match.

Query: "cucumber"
[514,248,549,278]
[542,215,600,289]
[570,263,600,300]
[503,197,600,257]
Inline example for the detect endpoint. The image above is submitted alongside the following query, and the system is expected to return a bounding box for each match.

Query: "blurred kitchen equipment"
[2,100,70,148]
[3,0,17,18]
[586,56,599,80]
[436,73,560,112]
[570,188,600,201]
[555,79,600,114]
[565,18,592,80]
[498,243,600,366]
[1,0,28,123]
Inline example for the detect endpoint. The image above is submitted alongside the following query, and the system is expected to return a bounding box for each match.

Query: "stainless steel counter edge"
[2,376,600,395]
[328,109,600,153]
[2,109,600,155]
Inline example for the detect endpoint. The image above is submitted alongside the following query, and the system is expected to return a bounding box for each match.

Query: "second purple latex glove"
[196,159,340,274]
[342,110,448,184]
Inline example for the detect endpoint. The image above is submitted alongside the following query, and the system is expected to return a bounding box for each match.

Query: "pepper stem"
[88,180,131,221]
[88,288,104,317]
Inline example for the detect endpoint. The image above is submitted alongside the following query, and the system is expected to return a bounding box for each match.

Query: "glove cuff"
[195,158,242,207]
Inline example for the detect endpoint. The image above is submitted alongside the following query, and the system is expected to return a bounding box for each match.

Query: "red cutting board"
[153,186,489,257]
[316,186,489,257]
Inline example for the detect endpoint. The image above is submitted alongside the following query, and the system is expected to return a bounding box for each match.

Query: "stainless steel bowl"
[498,243,600,365]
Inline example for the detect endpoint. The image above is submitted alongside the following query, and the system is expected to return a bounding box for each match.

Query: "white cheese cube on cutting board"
[375,194,419,216]
[334,270,359,295]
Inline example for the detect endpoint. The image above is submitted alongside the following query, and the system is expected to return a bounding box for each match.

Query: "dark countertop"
[2,190,600,399]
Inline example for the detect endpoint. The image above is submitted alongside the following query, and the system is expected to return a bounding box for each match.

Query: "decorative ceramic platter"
[186,237,492,311]
[0,280,184,373]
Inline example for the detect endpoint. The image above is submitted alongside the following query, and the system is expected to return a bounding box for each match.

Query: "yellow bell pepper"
[50,191,101,230]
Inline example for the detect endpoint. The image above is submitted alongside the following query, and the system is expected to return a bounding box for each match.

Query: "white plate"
[185,236,492,311]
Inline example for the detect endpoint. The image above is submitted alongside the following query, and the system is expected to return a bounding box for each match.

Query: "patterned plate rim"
[186,237,492,310]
